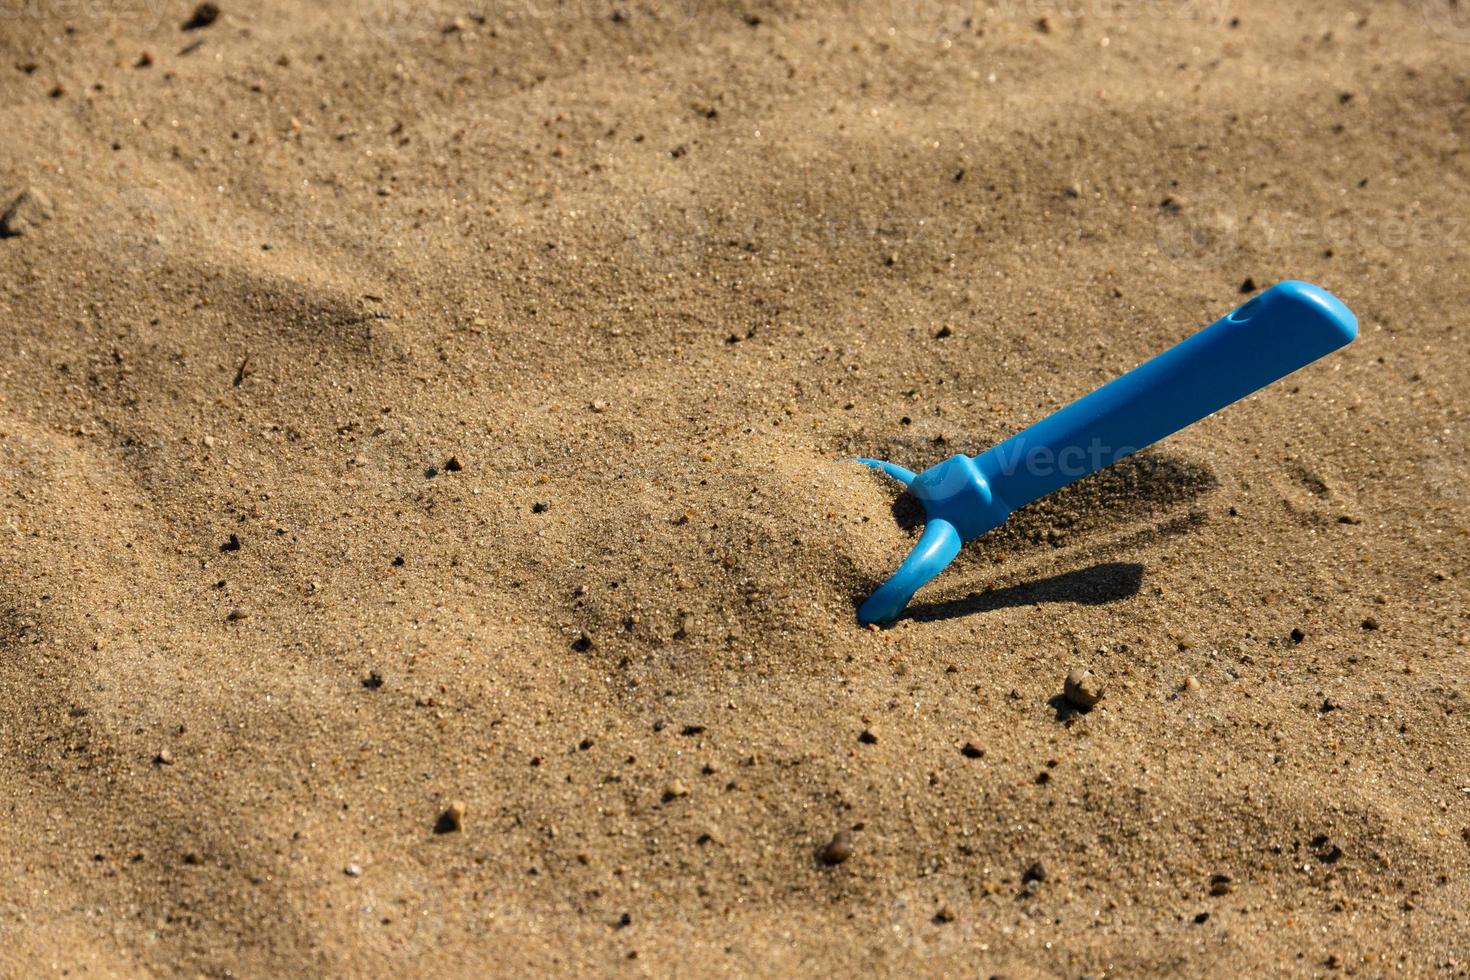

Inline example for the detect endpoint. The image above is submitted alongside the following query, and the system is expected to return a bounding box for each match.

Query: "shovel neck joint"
[911,454,1012,542]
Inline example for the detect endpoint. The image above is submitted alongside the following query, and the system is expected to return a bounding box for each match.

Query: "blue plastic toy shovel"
[854,280,1357,625]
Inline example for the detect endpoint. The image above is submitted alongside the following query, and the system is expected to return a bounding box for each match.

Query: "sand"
[2,0,1468,974]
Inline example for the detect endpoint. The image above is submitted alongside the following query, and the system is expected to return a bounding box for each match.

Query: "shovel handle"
[854,280,1356,625]
[974,281,1357,510]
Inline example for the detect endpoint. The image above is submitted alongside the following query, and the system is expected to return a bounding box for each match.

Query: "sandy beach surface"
[2,0,1468,974]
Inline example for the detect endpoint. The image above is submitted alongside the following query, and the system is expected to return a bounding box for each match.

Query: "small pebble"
[960,742,984,759]
[1184,675,1201,693]
[225,607,248,621]
[1022,861,1047,884]
[0,187,54,238]
[1209,873,1234,896]
[1361,616,1379,630]
[344,863,361,877]
[531,501,550,514]
[662,779,689,802]
[434,800,466,834]
[934,905,956,923]
[1064,668,1103,710]
[818,829,854,866]
[444,455,464,472]
[1290,626,1307,644]
[153,748,175,766]
[182,2,220,30]
[858,728,878,745]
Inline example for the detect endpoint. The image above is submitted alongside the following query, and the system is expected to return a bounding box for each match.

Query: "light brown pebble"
[818,829,854,866]
[1064,668,1103,710]
[435,800,466,834]
[662,779,689,801]
[153,749,174,766]
[1184,675,1201,693]
[0,187,54,238]
[344,863,361,877]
